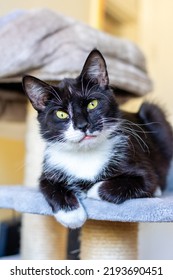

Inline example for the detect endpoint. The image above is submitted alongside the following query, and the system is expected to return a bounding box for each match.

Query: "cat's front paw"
[54,203,87,229]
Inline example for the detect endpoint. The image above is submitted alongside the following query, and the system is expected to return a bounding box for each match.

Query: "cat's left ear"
[79,49,109,88]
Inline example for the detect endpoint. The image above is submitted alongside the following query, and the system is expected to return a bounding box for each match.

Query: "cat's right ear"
[22,75,51,112]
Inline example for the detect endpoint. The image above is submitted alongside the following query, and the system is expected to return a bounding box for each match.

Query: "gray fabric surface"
[0,186,173,222]
[0,9,152,96]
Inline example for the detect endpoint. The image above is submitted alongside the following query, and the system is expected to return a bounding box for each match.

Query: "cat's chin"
[64,139,97,151]
[79,139,98,150]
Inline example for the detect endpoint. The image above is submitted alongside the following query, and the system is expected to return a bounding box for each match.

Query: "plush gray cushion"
[0,186,173,222]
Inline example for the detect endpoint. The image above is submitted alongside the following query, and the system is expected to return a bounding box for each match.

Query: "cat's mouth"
[79,135,97,143]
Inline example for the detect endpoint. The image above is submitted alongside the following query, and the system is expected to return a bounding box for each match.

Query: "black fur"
[23,49,173,215]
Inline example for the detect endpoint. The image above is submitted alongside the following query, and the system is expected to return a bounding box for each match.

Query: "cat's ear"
[79,49,109,88]
[22,75,51,112]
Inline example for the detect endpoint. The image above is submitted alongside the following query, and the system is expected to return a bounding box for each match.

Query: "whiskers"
[41,130,66,147]
[98,117,160,153]
[120,123,149,153]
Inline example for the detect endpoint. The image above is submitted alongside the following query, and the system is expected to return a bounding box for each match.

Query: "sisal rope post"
[21,103,68,259]
[80,220,138,260]
[21,215,68,259]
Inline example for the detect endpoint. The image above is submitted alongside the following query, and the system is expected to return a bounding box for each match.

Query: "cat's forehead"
[57,78,95,102]
[58,78,81,96]
[55,77,108,103]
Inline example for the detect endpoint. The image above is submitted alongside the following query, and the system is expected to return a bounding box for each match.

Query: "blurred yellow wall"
[138,0,173,117]
[0,137,25,221]
[104,0,138,41]
[0,121,26,187]
[0,137,24,184]
[0,0,90,22]
[0,0,104,28]
[104,0,173,118]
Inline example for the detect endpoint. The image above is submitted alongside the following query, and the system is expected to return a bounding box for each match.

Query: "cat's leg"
[40,177,87,228]
[87,175,155,203]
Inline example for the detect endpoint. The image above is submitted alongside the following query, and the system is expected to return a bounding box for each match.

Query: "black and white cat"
[23,49,173,228]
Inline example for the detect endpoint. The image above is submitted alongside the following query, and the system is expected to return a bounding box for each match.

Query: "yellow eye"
[87,99,98,110]
[56,110,69,119]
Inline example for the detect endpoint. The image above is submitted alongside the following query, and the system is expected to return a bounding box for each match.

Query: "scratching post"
[21,104,68,259]
[80,220,138,260]
[21,215,67,259]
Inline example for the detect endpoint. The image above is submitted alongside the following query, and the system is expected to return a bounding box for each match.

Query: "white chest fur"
[44,140,116,182]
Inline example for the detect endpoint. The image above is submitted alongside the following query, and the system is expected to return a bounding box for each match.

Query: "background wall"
[0,137,24,221]
[0,0,104,28]
[138,0,173,117]
[0,138,24,185]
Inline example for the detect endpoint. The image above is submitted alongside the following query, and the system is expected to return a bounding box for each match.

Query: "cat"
[22,49,173,228]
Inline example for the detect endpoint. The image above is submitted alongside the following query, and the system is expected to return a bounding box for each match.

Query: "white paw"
[54,203,87,229]
[87,182,102,200]
[153,186,162,197]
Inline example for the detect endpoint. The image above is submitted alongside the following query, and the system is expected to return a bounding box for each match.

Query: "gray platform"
[0,186,173,222]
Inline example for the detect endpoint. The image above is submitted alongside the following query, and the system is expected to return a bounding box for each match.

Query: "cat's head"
[23,49,120,151]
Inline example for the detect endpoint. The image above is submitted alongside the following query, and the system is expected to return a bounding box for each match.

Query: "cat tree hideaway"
[0,9,172,260]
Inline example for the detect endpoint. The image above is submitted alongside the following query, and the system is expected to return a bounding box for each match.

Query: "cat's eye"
[56,110,69,119]
[87,99,98,110]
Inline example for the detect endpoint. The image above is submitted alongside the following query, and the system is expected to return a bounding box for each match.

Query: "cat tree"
[1,9,172,260]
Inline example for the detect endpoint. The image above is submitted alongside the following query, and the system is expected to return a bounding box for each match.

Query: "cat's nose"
[76,119,89,132]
